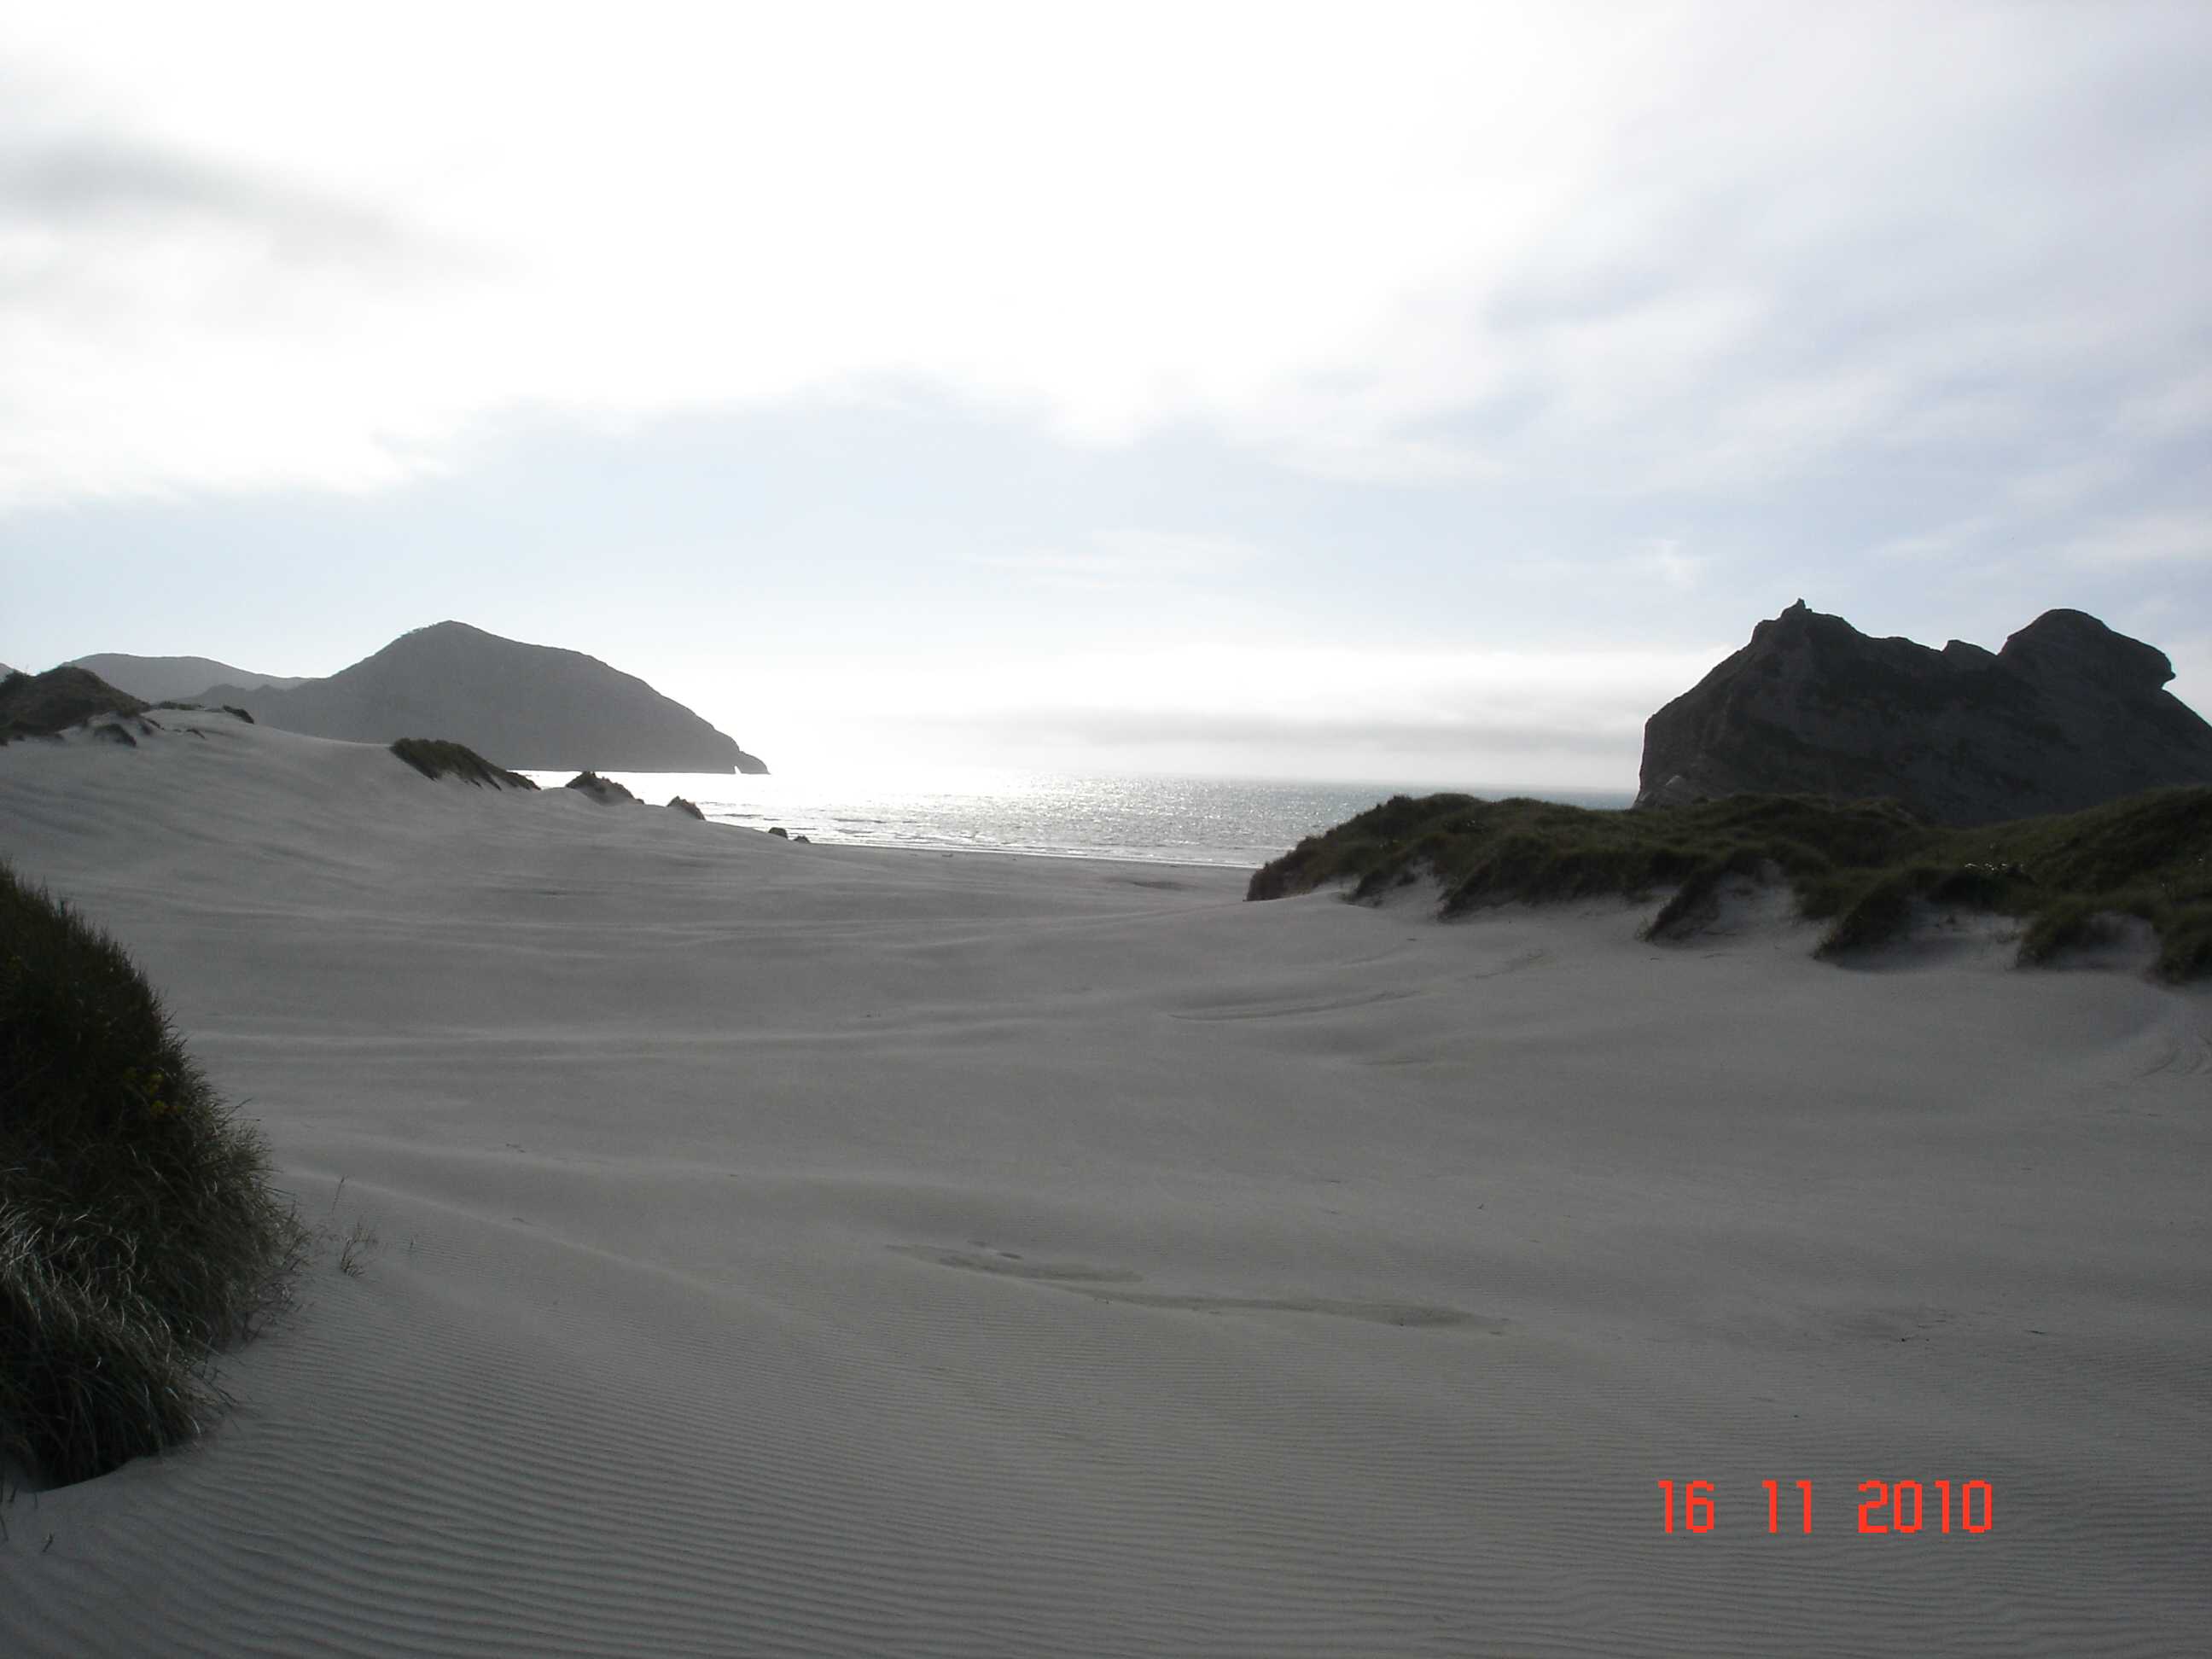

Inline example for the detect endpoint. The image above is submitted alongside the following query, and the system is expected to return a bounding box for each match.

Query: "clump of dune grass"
[335,1218,379,1278]
[564,770,637,804]
[1,861,306,1487]
[0,667,146,746]
[390,737,537,790]
[1811,868,1931,957]
[2017,899,2121,966]
[667,796,706,820]
[148,701,252,725]
[1247,786,2212,981]
[2152,906,2212,980]
[1639,846,1775,941]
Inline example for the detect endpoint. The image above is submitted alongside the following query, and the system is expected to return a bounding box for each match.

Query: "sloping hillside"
[69,654,309,703]
[203,620,767,773]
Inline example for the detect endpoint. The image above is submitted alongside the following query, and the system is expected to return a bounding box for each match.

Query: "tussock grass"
[1248,787,2212,981]
[564,771,637,804]
[667,796,705,819]
[336,1218,379,1278]
[151,701,254,725]
[1640,847,1773,941]
[1813,869,1929,956]
[0,667,146,745]
[2017,899,2120,966]
[1,862,306,1487]
[2154,907,2212,980]
[390,737,537,790]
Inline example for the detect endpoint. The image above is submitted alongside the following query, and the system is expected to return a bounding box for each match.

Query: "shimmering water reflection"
[516,768,1633,870]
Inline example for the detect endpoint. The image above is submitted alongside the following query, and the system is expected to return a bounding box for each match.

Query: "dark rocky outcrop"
[67,653,308,703]
[1637,602,2212,825]
[564,770,637,805]
[201,621,768,774]
[0,667,148,743]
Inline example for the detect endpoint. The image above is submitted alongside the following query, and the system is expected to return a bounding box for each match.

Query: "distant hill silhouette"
[202,621,767,773]
[1638,602,2212,824]
[68,653,309,703]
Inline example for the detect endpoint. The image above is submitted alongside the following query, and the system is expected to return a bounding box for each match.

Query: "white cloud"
[0,1,2205,514]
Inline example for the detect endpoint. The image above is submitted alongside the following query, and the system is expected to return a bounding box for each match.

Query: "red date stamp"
[1657,1479,1994,1534]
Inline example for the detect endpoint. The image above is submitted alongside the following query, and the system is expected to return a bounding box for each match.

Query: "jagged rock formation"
[0,666,148,743]
[1637,602,2212,825]
[68,654,309,703]
[201,621,768,774]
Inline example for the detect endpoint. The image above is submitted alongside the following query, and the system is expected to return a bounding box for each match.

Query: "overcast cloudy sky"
[3,1,2206,784]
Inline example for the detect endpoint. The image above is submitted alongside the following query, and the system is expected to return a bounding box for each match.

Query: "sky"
[2,0,2207,787]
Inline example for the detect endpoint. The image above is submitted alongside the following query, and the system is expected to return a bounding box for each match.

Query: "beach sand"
[3,716,2207,1656]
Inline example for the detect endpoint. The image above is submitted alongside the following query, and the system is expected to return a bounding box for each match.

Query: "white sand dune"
[2,716,2207,1656]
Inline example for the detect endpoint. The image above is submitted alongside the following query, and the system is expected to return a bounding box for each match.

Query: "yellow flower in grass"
[123,1066,173,1119]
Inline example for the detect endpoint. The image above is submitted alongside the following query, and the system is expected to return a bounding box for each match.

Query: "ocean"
[515,767,1635,870]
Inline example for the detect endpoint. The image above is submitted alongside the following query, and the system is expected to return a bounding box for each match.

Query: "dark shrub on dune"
[667,796,706,819]
[0,667,146,744]
[0,862,306,1487]
[150,701,254,725]
[2017,899,2131,966]
[390,737,538,790]
[563,771,637,804]
[1812,869,1927,957]
[1249,787,2212,981]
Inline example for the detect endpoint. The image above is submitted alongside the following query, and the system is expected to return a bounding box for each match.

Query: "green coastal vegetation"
[1,862,306,1487]
[0,666,146,745]
[154,700,256,724]
[1247,787,2212,981]
[389,736,538,790]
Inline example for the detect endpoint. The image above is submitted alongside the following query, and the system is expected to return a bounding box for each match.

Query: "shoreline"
[512,764,1635,876]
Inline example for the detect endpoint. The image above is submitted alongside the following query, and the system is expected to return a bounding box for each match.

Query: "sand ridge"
[2,718,2206,1655]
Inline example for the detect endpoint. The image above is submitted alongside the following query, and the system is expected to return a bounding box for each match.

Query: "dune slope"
[1,719,2205,1656]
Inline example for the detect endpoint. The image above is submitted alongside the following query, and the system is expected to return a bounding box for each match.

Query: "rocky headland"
[1636,602,2212,824]
[199,620,768,774]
